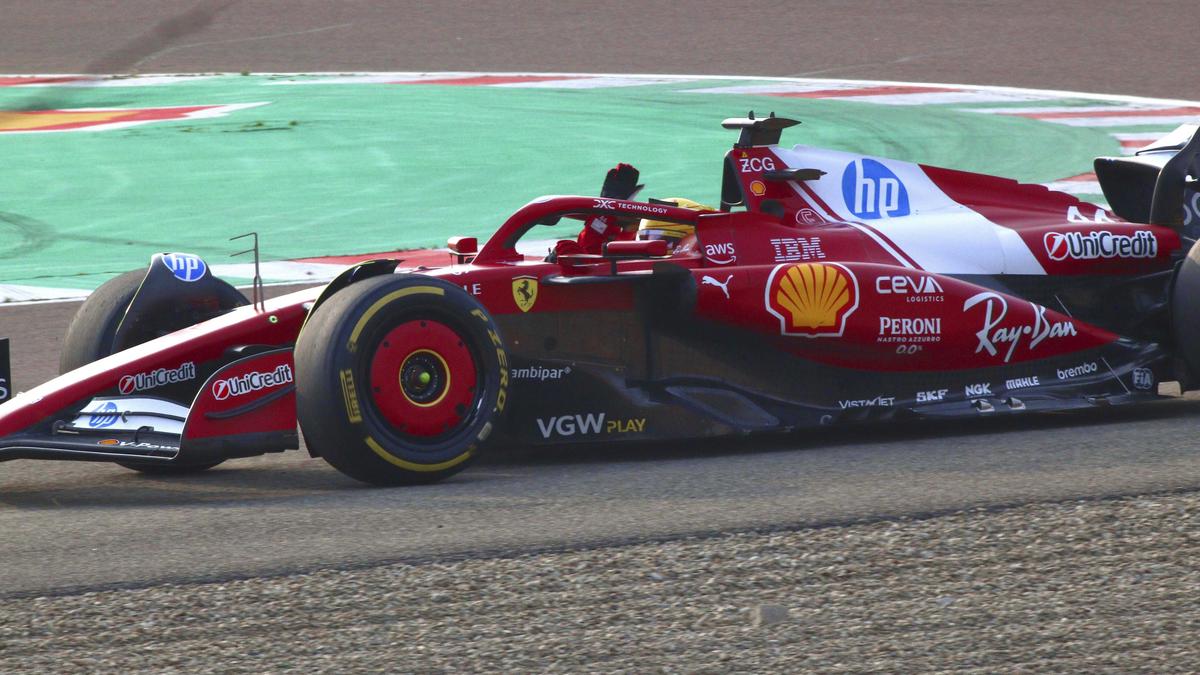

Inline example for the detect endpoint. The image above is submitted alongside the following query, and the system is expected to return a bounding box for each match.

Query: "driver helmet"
[636,197,714,250]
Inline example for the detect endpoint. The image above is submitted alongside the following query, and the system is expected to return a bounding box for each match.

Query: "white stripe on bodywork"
[840,221,919,269]
[784,181,917,269]
[1041,179,1104,195]
[772,145,1046,275]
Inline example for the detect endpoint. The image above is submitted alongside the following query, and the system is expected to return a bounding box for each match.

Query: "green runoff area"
[0,75,1117,290]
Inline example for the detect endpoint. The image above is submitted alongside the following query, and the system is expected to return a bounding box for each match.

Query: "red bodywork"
[0,123,1190,464]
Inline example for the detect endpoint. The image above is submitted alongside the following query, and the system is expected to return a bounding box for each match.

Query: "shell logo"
[0,102,268,134]
[765,262,859,337]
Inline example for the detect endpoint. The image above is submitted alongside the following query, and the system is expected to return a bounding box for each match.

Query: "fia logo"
[1132,367,1154,391]
[162,253,207,282]
[841,158,910,220]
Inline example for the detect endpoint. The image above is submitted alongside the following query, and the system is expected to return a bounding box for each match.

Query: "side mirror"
[447,236,477,255]
[447,236,477,264]
[602,239,668,258]
[597,239,669,274]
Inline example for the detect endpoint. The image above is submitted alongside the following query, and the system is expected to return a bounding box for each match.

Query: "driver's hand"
[553,239,584,259]
[600,163,643,201]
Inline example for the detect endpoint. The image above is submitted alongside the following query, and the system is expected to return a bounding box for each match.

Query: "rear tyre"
[295,275,506,486]
[1173,239,1200,387]
[59,269,245,474]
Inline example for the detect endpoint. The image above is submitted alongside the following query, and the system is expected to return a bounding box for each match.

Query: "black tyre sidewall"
[59,269,145,374]
[61,268,230,474]
[295,275,506,486]
[1172,240,1200,383]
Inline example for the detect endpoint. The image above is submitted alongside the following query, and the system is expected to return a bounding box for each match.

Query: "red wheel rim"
[368,319,479,438]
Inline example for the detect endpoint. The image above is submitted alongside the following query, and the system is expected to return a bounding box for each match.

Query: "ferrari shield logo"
[512,275,539,312]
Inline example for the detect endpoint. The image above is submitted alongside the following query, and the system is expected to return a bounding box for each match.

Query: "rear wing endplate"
[1094,122,1200,231]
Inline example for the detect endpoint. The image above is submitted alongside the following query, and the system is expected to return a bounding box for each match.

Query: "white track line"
[8,71,1200,107]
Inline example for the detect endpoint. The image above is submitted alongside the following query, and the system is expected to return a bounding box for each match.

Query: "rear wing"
[719,112,802,212]
[721,112,800,148]
[1095,123,1200,231]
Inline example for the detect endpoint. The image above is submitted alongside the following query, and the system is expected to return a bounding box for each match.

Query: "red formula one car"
[1,114,1199,485]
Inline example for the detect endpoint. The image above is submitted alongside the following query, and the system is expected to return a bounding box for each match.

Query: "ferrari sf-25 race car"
[1,113,1199,485]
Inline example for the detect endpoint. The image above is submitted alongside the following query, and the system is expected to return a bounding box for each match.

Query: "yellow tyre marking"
[476,421,493,443]
[364,436,473,472]
[339,369,362,424]
[347,286,445,352]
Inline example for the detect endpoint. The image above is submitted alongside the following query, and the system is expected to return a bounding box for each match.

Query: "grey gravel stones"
[2,491,1198,672]
[751,603,790,627]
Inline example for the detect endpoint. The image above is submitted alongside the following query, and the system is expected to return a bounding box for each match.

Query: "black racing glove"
[600,163,644,200]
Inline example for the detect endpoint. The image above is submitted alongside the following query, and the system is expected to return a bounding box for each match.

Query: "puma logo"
[701,274,733,299]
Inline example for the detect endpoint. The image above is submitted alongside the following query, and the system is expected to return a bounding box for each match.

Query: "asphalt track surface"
[2,1,1198,596]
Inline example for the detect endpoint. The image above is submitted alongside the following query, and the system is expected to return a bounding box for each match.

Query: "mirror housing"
[602,239,668,258]
[447,236,477,255]
[447,236,477,264]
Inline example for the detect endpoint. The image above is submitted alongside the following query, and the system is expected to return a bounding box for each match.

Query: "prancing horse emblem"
[512,275,539,312]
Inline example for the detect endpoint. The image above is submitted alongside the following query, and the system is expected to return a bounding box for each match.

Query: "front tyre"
[295,275,507,486]
[59,270,147,374]
[60,268,244,475]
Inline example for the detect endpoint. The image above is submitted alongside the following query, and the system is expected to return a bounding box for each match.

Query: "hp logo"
[842,159,910,219]
[88,401,121,429]
[162,253,207,282]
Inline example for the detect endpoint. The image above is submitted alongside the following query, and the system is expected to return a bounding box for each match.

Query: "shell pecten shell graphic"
[765,263,859,337]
